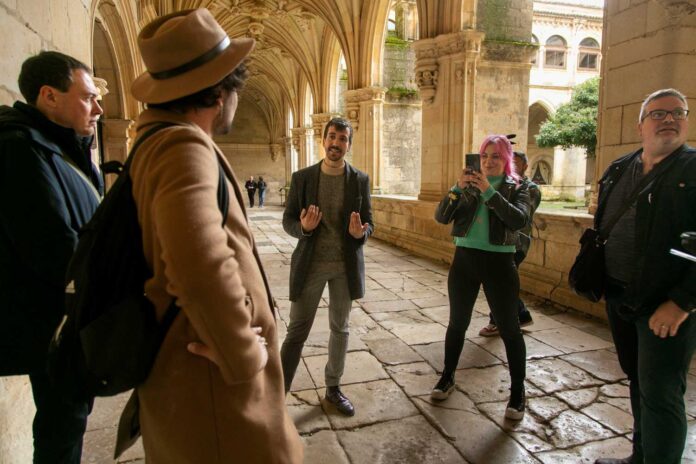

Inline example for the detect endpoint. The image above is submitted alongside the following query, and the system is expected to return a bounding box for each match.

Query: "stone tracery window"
[544,35,567,69]
[532,160,552,185]
[578,37,600,71]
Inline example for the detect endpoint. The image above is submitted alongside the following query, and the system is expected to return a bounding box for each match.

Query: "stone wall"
[383,39,418,91]
[596,0,696,176]
[381,103,421,195]
[475,57,533,150]
[0,1,93,461]
[380,38,421,196]
[371,196,605,319]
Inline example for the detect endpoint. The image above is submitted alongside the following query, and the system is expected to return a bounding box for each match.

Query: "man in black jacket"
[0,51,103,463]
[280,117,373,416]
[244,175,257,207]
[593,88,695,464]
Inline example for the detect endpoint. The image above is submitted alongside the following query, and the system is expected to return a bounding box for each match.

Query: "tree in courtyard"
[536,77,599,157]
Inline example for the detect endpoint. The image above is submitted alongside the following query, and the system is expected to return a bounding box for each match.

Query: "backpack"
[47,122,229,400]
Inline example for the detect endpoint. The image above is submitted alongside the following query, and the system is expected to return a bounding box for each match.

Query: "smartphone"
[465,153,481,173]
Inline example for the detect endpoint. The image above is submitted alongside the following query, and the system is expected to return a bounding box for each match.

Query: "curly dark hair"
[148,62,249,112]
[323,117,353,145]
[18,51,91,105]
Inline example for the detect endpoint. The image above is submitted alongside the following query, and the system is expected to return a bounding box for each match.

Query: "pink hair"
[478,134,520,183]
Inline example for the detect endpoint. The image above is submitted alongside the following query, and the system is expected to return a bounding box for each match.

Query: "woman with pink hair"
[431,134,531,420]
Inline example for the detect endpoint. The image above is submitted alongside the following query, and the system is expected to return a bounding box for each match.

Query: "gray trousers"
[280,261,352,391]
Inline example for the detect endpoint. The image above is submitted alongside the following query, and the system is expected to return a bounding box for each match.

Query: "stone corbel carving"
[415,62,438,105]
[655,0,696,24]
[270,143,283,161]
[342,88,386,129]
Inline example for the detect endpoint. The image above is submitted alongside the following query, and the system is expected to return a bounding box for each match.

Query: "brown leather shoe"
[325,386,355,416]
[594,456,633,464]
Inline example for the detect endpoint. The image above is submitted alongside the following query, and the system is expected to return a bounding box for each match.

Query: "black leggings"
[444,246,526,389]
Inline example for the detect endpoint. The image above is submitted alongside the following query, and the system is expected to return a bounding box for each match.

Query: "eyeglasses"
[641,108,690,121]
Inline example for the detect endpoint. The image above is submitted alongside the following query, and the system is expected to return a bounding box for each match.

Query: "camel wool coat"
[122,109,302,463]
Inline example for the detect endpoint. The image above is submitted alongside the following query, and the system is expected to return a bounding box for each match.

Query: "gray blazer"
[283,161,373,301]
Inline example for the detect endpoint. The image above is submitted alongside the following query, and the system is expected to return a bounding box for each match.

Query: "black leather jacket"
[596,145,696,315]
[435,176,531,246]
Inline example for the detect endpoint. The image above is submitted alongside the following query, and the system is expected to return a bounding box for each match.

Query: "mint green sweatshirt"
[452,176,515,253]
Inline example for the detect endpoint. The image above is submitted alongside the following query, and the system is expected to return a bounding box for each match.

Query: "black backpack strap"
[123,123,176,171]
[217,162,229,227]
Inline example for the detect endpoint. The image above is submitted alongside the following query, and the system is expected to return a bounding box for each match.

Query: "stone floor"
[83,206,696,464]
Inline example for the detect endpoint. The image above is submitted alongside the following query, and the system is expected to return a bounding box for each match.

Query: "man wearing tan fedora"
[117,8,302,463]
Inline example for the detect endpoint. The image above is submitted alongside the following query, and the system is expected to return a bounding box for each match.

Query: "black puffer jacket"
[596,145,696,315]
[435,176,531,246]
[0,102,102,375]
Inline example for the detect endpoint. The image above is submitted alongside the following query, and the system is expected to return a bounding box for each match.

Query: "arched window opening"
[532,160,552,185]
[336,54,347,115]
[578,37,600,71]
[544,35,567,68]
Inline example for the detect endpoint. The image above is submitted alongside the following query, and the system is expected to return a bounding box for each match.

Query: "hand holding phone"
[465,153,481,174]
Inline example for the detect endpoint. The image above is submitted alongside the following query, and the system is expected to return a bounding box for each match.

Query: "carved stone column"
[413,31,484,201]
[291,127,315,169]
[343,87,386,193]
[281,136,293,185]
[100,118,134,164]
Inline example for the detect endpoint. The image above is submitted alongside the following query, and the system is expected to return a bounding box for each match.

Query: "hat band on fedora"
[150,36,232,80]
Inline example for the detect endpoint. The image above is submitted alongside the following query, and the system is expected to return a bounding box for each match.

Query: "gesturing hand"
[300,205,322,234]
[348,211,369,239]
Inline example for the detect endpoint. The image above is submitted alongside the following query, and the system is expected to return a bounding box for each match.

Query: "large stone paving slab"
[390,321,446,345]
[454,364,519,403]
[418,401,538,464]
[304,350,389,387]
[414,341,501,372]
[302,430,350,464]
[362,298,418,313]
[528,326,614,354]
[337,415,464,464]
[536,436,633,464]
[561,349,626,382]
[319,379,419,429]
[686,420,696,462]
[526,358,604,394]
[364,336,424,365]
[471,334,564,361]
[357,288,401,302]
[386,362,440,396]
[286,389,331,434]
[418,305,450,324]
[371,309,435,329]
[581,402,633,434]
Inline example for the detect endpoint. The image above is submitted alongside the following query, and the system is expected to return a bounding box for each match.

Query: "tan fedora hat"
[131,8,254,104]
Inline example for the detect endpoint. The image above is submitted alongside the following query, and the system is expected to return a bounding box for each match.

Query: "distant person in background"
[257,176,267,208]
[479,151,541,337]
[245,175,257,207]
